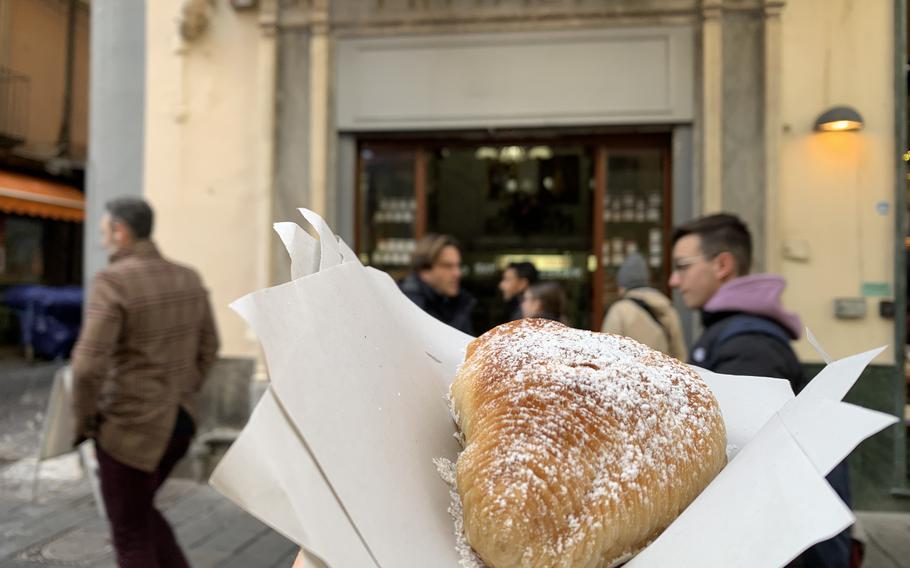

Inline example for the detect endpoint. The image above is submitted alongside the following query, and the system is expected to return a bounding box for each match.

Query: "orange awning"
[0,170,84,222]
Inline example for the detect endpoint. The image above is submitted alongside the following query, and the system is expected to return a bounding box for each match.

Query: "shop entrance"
[355,132,672,334]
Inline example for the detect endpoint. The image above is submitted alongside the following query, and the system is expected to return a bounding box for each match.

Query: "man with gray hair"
[71,197,218,568]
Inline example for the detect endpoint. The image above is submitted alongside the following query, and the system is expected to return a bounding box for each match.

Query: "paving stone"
[1,357,908,567]
[219,528,299,568]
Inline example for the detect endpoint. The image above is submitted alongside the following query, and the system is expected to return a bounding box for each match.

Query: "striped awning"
[0,170,84,222]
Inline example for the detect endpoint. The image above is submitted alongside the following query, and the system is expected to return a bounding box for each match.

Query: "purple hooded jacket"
[702,274,802,339]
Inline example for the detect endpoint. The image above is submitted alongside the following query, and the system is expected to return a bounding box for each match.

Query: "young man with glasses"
[669,213,854,568]
[669,213,806,384]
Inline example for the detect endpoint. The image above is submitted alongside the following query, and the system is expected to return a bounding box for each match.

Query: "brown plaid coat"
[71,240,219,472]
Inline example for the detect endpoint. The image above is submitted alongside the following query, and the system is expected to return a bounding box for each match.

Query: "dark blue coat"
[399,273,476,336]
[692,310,852,568]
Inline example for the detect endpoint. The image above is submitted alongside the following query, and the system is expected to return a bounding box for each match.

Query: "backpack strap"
[626,297,670,344]
[693,314,792,368]
[715,315,791,346]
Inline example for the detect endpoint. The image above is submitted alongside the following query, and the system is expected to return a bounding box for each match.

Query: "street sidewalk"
[2,357,910,567]
[858,511,910,568]
[0,453,297,568]
[0,356,296,567]
[2,453,910,567]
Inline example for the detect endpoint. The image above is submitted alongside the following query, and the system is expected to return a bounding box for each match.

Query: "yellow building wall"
[4,0,90,155]
[144,1,275,359]
[139,0,900,365]
[778,0,896,363]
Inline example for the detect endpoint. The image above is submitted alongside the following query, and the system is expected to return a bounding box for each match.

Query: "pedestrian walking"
[71,197,219,568]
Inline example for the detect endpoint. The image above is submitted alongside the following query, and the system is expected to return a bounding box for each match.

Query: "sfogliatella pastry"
[449,318,727,568]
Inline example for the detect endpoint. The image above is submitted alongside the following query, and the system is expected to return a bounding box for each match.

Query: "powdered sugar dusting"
[448,318,726,567]
[435,457,486,568]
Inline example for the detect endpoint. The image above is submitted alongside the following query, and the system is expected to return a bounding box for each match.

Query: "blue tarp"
[3,285,83,359]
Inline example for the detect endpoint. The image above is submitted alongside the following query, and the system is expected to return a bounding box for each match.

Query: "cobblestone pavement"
[0,357,296,568]
[2,356,909,567]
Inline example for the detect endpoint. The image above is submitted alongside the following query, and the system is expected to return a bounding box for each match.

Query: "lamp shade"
[814,106,864,132]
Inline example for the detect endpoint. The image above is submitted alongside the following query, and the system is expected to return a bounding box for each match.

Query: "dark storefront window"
[0,214,83,286]
[599,149,670,313]
[357,147,422,282]
[356,133,671,334]
[426,144,594,331]
[1,215,44,283]
[0,213,84,347]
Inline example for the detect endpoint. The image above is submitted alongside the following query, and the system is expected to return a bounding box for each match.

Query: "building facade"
[116,0,906,508]
[0,0,89,348]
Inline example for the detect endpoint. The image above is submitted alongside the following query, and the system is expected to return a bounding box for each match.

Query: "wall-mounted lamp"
[814,106,864,132]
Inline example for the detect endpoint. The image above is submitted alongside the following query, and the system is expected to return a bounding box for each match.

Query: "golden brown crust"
[451,319,726,568]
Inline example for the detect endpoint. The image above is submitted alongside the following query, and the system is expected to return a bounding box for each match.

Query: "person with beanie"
[601,252,687,360]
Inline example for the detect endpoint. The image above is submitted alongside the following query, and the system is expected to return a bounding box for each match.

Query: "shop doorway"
[355,132,672,334]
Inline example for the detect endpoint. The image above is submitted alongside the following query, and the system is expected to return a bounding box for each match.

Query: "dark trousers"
[96,420,193,568]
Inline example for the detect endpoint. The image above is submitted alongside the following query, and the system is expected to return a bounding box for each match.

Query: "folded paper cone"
[210,209,898,568]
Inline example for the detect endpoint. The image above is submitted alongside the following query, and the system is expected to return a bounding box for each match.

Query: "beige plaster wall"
[140,0,901,367]
[144,0,275,359]
[778,0,896,363]
[4,0,89,156]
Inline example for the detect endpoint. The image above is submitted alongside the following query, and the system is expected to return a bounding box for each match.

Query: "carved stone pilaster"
[258,0,279,35]
[763,0,785,272]
[701,0,724,213]
[308,0,331,216]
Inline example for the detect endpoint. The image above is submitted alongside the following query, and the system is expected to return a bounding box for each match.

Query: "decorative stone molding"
[701,0,724,212]
[177,0,212,42]
[258,0,279,33]
[702,0,724,19]
[335,27,695,131]
[762,0,786,16]
[331,0,697,22]
[278,0,701,32]
[309,0,331,216]
[763,0,786,272]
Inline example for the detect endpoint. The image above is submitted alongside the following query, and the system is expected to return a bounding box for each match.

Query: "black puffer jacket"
[399,273,476,335]
[690,275,852,568]
[691,310,808,393]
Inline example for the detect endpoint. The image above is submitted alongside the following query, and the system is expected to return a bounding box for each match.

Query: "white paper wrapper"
[39,366,75,461]
[36,367,107,521]
[210,209,897,568]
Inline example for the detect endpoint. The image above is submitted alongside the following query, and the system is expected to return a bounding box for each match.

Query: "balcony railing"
[0,67,29,149]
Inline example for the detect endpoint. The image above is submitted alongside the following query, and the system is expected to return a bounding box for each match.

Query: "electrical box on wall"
[879,300,896,319]
[782,239,811,262]
[833,298,866,319]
